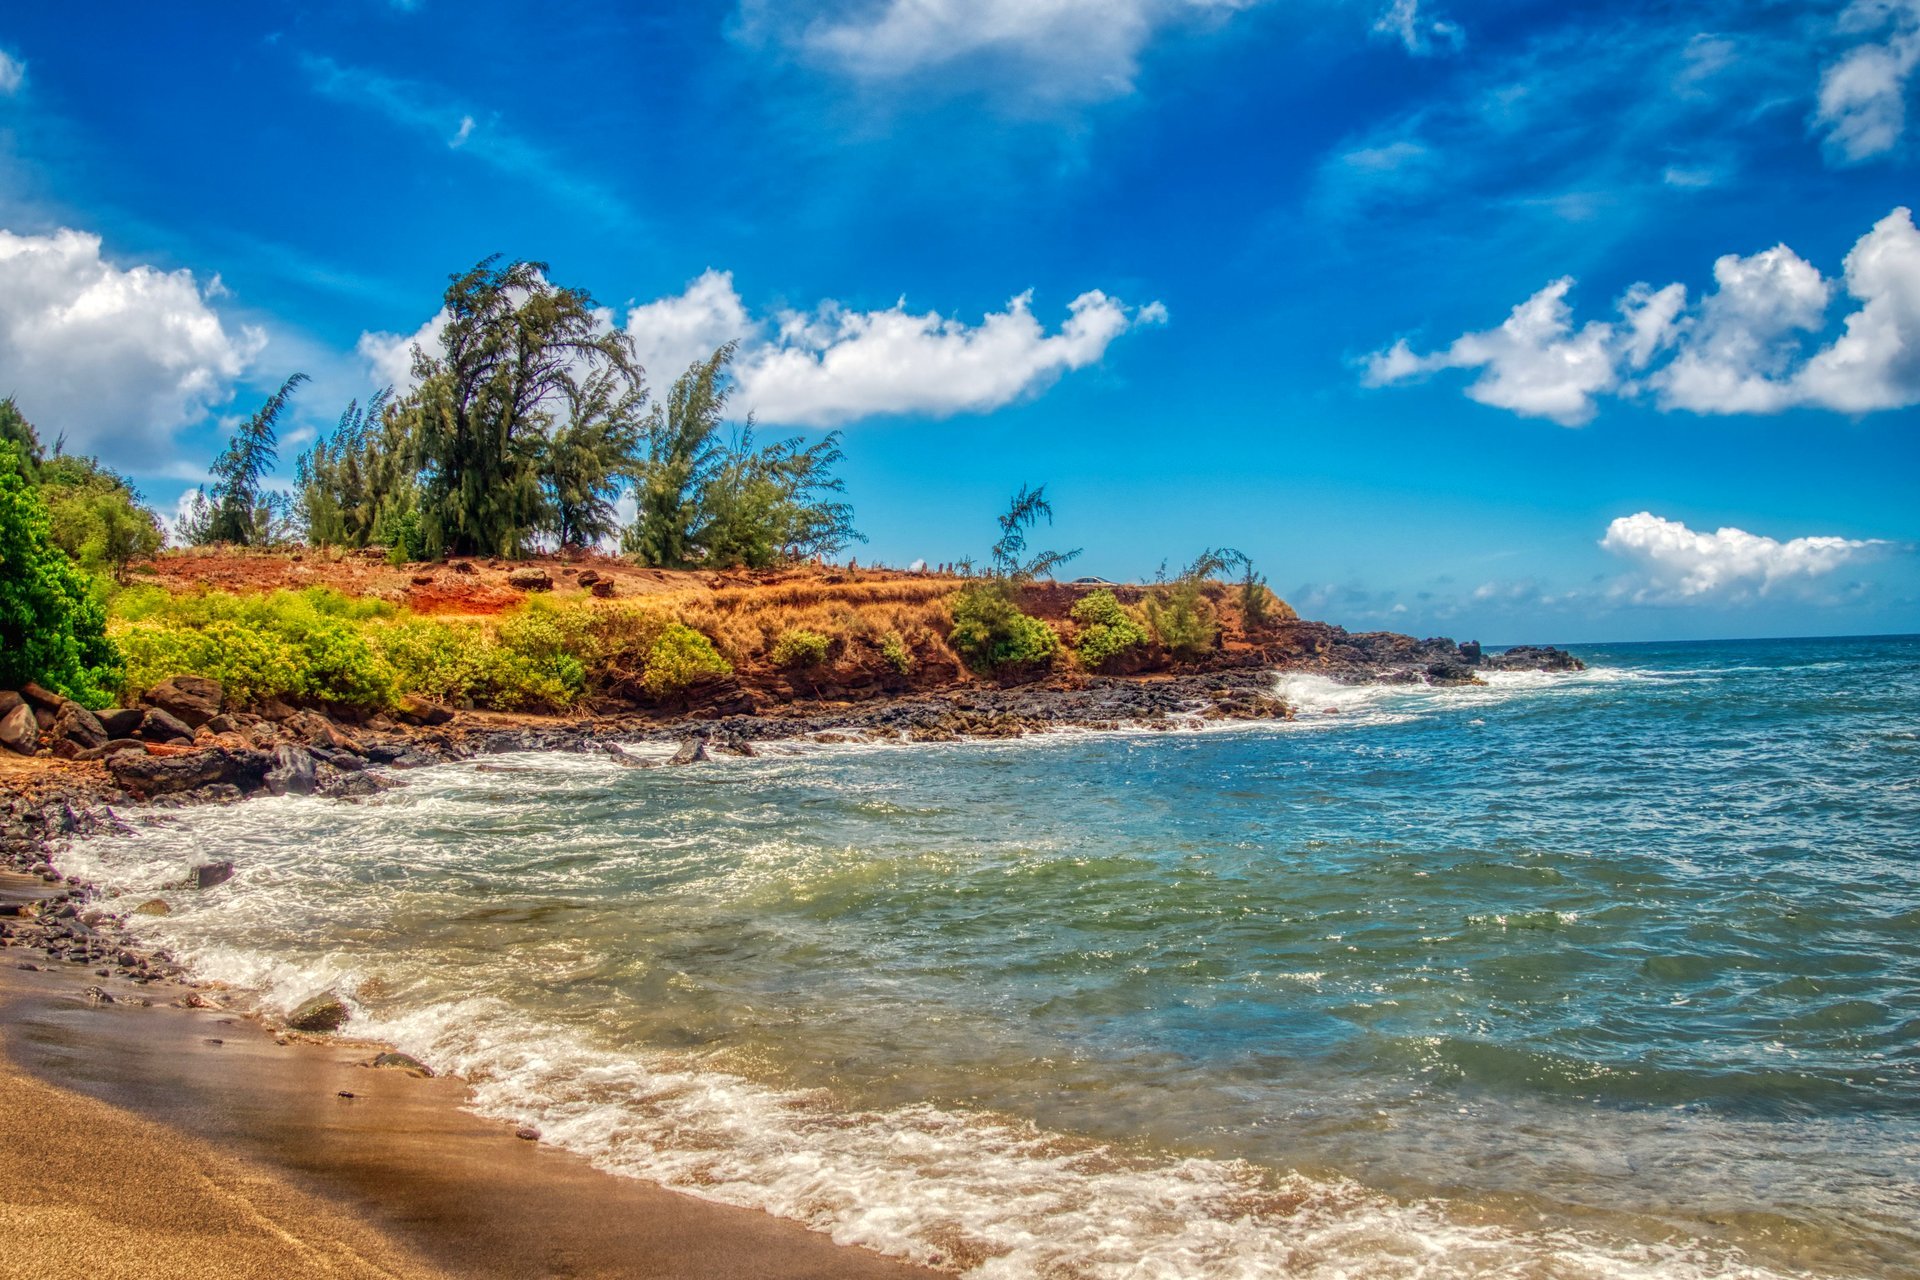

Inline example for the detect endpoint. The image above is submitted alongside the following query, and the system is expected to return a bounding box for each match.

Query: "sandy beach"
[0,899,936,1280]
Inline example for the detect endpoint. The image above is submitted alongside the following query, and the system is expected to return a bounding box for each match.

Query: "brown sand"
[0,961,938,1279]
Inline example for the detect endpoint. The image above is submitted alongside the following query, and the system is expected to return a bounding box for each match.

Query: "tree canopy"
[0,441,120,706]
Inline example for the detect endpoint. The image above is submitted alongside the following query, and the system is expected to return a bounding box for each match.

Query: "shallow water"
[64,636,1920,1278]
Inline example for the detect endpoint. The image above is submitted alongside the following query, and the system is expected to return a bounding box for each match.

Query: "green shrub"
[770,628,831,668]
[948,581,1058,675]
[1143,578,1218,660]
[641,622,731,696]
[1070,589,1150,670]
[879,631,914,674]
[0,443,121,706]
[114,588,395,707]
[373,617,488,705]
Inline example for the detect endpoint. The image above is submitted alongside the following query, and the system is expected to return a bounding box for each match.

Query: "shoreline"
[0,652,1581,1278]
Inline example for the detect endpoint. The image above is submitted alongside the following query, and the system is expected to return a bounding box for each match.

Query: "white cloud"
[1372,0,1462,57]
[449,114,474,148]
[364,272,1161,426]
[0,226,263,459]
[1601,512,1889,603]
[789,0,1260,100]
[1362,279,1619,426]
[621,269,752,388]
[1814,0,1920,164]
[1366,205,1920,422]
[0,48,24,95]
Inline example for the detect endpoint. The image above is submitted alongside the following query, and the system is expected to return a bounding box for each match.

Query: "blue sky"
[1,0,1916,642]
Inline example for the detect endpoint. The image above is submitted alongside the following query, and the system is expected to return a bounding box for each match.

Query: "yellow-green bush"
[640,622,732,696]
[1071,590,1150,670]
[114,588,395,706]
[770,628,831,667]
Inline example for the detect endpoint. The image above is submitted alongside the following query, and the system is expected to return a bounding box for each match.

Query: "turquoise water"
[67,637,1920,1278]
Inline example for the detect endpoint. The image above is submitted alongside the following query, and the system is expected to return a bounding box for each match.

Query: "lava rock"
[109,747,270,798]
[286,993,350,1033]
[667,737,710,765]
[191,861,236,890]
[506,566,553,592]
[96,707,146,737]
[52,703,107,750]
[143,675,225,728]
[264,744,319,797]
[392,696,454,727]
[370,1051,434,1076]
[0,703,37,755]
[136,707,196,744]
[590,579,615,598]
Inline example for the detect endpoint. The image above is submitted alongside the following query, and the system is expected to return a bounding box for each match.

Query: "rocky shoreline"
[0,636,1581,1049]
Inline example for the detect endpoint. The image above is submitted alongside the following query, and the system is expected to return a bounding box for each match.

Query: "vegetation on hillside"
[0,441,120,707]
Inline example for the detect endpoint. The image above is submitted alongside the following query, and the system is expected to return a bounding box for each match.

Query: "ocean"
[61,636,1920,1279]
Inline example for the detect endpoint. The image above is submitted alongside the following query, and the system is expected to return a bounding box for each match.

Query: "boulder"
[370,1051,433,1076]
[590,579,615,598]
[392,695,454,727]
[52,703,107,750]
[286,993,350,1033]
[506,566,553,592]
[96,707,145,738]
[323,772,388,800]
[204,714,239,736]
[19,682,67,713]
[667,737,710,765]
[450,560,475,575]
[284,710,359,752]
[108,747,271,798]
[191,861,236,890]
[264,744,319,797]
[575,569,601,587]
[74,739,148,762]
[143,676,224,728]
[132,899,171,917]
[0,703,37,755]
[136,708,196,744]
[0,690,22,717]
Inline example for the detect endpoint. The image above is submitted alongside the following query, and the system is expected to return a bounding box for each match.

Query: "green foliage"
[38,455,165,581]
[1144,550,1243,660]
[114,587,395,707]
[879,631,914,674]
[948,580,1058,675]
[0,398,44,476]
[639,622,732,696]
[990,484,1080,581]
[406,257,645,557]
[0,443,120,707]
[206,374,308,546]
[1070,589,1150,670]
[625,345,863,569]
[770,627,831,668]
[297,390,421,550]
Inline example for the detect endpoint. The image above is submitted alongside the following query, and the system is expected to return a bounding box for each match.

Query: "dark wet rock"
[515,1126,540,1141]
[370,1051,434,1076]
[191,861,236,890]
[96,707,145,737]
[323,772,388,800]
[286,992,350,1032]
[308,746,365,771]
[19,682,67,713]
[285,710,359,752]
[1459,640,1483,664]
[506,566,552,592]
[108,747,270,798]
[83,985,115,1004]
[204,714,240,736]
[132,899,171,917]
[574,569,601,587]
[52,703,107,749]
[1483,644,1584,672]
[1424,662,1480,686]
[0,703,37,755]
[590,578,616,598]
[143,675,225,727]
[264,744,319,797]
[74,739,147,762]
[137,707,196,744]
[668,737,710,765]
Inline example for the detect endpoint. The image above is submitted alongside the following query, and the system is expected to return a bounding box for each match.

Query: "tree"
[990,484,1080,581]
[295,389,421,550]
[38,455,164,581]
[542,363,645,550]
[0,398,43,477]
[624,345,730,567]
[0,442,120,707]
[404,257,645,557]
[206,373,308,545]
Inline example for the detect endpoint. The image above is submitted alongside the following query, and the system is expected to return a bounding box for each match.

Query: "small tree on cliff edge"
[989,484,1080,582]
[206,373,308,546]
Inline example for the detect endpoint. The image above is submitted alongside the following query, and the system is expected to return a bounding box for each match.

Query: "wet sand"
[0,958,937,1279]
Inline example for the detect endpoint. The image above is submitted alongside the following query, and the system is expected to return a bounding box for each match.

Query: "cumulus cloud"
[362,271,1163,427]
[1815,0,1920,163]
[1363,279,1619,425]
[0,48,24,95]
[1366,205,1920,422]
[1600,512,1890,603]
[1372,0,1462,57]
[780,0,1261,101]
[0,226,263,458]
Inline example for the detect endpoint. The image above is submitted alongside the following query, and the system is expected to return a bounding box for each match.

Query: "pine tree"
[206,374,307,545]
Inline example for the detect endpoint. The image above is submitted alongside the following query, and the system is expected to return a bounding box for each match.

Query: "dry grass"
[658,578,962,667]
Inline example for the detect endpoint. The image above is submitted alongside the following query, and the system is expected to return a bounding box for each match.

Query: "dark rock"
[286,992,350,1032]
[506,566,553,592]
[515,1126,540,1141]
[323,772,388,800]
[370,1051,434,1076]
[411,574,435,586]
[108,748,270,798]
[0,703,37,755]
[52,703,107,749]
[575,569,601,587]
[136,707,195,743]
[96,707,145,737]
[0,690,21,717]
[19,682,67,712]
[393,696,454,727]
[143,675,224,727]
[667,737,710,765]
[191,861,236,890]
[73,739,148,762]
[204,714,239,736]
[1459,641,1483,664]
[450,560,475,575]
[590,579,616,598]
[1484,645,1584,673]
[264,744,319,797]
[82,985,114,1004]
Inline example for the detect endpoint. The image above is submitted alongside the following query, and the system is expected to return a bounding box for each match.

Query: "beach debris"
[286,992,351,1033]
[204,1038,223,1046]
[337,1091,356,1100]
[191,861,236,890]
